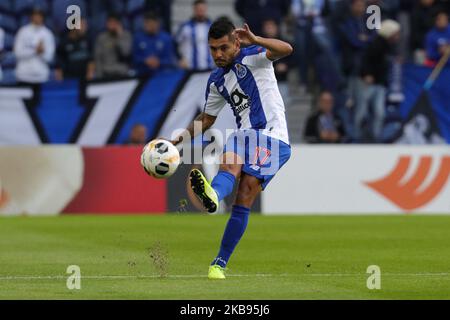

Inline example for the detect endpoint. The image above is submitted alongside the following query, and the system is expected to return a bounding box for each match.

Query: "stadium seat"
[18,15,30,28]
[0,0,13,14]
[1,51,16,68]
[89,0,126,15]
[3,32,14,51]
[13,0,49,14]
[132,14,144,32]
[0,13,17,33]
[127,0,146,16]
[0,67,16,84]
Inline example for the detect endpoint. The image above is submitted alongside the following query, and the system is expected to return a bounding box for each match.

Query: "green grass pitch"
[0,214,449,299]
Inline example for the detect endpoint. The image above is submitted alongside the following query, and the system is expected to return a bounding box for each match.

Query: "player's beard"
[215,60,228,67]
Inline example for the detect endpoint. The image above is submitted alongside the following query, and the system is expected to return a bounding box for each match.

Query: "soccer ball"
[141,139,180,179]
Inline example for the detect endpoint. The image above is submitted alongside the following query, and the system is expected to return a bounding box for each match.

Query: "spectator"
[290,0,344,92]
[145,0,173,34]
[425,9,450,67]
[128,124,148,145]
[410,0,440,65]
[13,9,55,84]
[95,13,132,79]
[55,19,95,81]
[339,0,375,108]
[234,0,290,36]
[133,12,178,77]
[355,20,401,142]
[176,0,214,71]
[261,18,292,101]
[0,27,4,82]
[304,91,345,143]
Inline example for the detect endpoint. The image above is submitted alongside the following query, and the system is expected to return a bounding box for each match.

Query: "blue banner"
[401,64,450,143]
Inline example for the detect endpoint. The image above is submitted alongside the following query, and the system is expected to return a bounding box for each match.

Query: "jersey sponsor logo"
[365,155,450,211]
[230,88,250,115]
[235,63,247,79]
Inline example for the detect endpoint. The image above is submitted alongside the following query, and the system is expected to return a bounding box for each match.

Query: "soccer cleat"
[208,265,226,280]
[189,169,219,214]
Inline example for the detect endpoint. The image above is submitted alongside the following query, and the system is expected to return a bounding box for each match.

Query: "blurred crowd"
[0,0,449,144]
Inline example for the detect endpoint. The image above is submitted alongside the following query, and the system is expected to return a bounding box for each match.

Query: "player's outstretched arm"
[234,24,293,61]
[169,112,217,146]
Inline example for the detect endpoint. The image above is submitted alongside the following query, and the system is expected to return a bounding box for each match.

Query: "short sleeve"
[242,46,273,68]
[204,81,226,117]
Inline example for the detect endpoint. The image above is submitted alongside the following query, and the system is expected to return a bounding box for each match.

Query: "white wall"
[263,145,450,215]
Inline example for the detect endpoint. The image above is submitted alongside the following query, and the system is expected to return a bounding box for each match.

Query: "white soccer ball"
[140,139,180,179]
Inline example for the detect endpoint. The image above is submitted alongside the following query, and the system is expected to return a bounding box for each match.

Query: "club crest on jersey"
[235,63,247,79]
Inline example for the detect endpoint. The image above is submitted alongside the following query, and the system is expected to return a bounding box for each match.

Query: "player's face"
[144,19,160,34]
[351,0,366,17]
[193,3,207,20]
[436,13,449,30]
[209,34,240,68]
[31,12,44,26]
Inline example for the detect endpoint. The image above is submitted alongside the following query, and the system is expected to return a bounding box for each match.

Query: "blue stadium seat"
[1,51,16,68]
[127,0,146,16]
[0,0,13,14]
[132,14,145,32]
[18,14,30,28]
[0,13,17,33]
[3,31,14,51]
[0,67,16,84]
[88,12,108,37]
[90,0,126,14]
[14,0,49,14]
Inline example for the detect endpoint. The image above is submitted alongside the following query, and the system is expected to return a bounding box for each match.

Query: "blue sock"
[211,205,250,268]
[211,171,236,202]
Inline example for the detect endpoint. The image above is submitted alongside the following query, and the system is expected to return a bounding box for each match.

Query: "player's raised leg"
[209,173,262,280]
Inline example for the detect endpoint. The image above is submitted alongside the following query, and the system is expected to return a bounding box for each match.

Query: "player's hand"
[146,56,160,69]
[36,41,45,55]
[234,24,258,47]
[363,75,375,85]
[54,69,64,82]
[439,44,450,56]
[178,58,189,70]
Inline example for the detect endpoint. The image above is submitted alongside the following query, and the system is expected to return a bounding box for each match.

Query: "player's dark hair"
[432,7,449,19]
[193,0,206,6]
[107,12,121,22]
[208,18,235,40]
[143,11,159,21]
[30,7,45,18]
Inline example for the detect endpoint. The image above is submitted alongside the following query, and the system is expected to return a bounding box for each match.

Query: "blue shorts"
[223,130,291,190]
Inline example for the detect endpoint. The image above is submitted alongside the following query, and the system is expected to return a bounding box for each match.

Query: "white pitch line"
[0,273,449,281]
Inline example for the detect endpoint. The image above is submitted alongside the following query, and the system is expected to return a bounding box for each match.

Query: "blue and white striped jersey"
[176,19,214,70]
[204,45,290,145]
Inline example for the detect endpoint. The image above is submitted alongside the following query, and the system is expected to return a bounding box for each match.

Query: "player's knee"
[219,163,241,178]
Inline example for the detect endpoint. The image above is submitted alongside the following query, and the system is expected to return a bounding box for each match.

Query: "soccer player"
[169,19,293,279]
